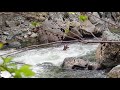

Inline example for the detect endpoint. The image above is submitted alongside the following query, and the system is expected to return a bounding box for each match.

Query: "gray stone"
[107,65,120,78]
[8,41,21,48]
[61,57,88,70]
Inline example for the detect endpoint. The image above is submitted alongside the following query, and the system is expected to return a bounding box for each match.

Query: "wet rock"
[96,30,120,68]
[87,62,101,70]
[107,65,120,78]
[80,51,96,62]
[8,41,21,48]
[72,65,86,70]
[41,62,55,69]
[61,57,88,70]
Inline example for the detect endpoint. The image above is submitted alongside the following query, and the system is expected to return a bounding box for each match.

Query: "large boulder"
[61,57,89,70]
[96,30,120,68]
[107,65,120,78]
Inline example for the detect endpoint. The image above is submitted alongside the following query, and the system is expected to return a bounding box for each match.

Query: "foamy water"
[10,43,99,66]
[0,43,101,78]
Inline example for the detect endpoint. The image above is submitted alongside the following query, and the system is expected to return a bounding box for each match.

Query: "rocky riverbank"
[1,12,120,49]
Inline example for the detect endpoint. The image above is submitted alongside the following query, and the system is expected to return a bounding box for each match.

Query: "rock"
[41,62,56,69]
[42,19,64,36]
[1,12,120,49]
[107,65,120,78]
[80,51,96,62]
[80,20,95,33]
[39,35,49,44]
[96,31,120,68]
[65,21,83,39]
[48,33,60,42]
[37,25,62,43]
[94,23,105,36]
[61,57,88,70]
[79,20,103,37]
[30,33,38,38]
[87,12,104,25]
[87,62,101,70]
[8,41,21,48]
[72,65,86,70]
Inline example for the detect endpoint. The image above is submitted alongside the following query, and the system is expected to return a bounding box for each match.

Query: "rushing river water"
[0,42,107,78]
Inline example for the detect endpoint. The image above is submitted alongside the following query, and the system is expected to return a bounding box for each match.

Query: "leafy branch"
[0,56,35,78]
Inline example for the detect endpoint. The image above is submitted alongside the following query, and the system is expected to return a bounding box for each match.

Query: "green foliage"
[79,15,88,22]
[1,56,13,63]
[65,29,70,34]
[0,56,35,78]
[31,21,41,27]
[0,42,4,49]
[14,65,35,78]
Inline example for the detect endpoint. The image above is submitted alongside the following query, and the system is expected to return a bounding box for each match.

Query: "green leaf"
[0,66,6,71]
[2,56,13,63]
[7,68,16,73]
[0,42,4,49]
[9,63,16,67]
[79,15,88,22]
[65,29,70,34]
[14,70,22,78]
[14,65,35,78]
[18,65,35,77]
[31,21,41,27]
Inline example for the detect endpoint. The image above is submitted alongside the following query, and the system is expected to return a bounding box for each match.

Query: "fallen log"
[0,39,120,57]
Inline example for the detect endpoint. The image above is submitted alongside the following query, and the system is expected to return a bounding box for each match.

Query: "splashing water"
[11,43,99,66]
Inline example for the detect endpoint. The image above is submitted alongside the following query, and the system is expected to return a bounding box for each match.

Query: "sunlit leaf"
[2,56,13,63]
[65,29,70,34]
[0,42,4,49]
[14,65,35,78]
[6,68,16,73]
[0,66,6,71]
[79,15,88,22]
[0,56,35,78]
[14,70,22,78]
[31,21,41,27]
[18,65,35,77]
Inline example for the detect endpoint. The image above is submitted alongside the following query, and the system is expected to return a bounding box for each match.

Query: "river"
[0,42,107,78]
